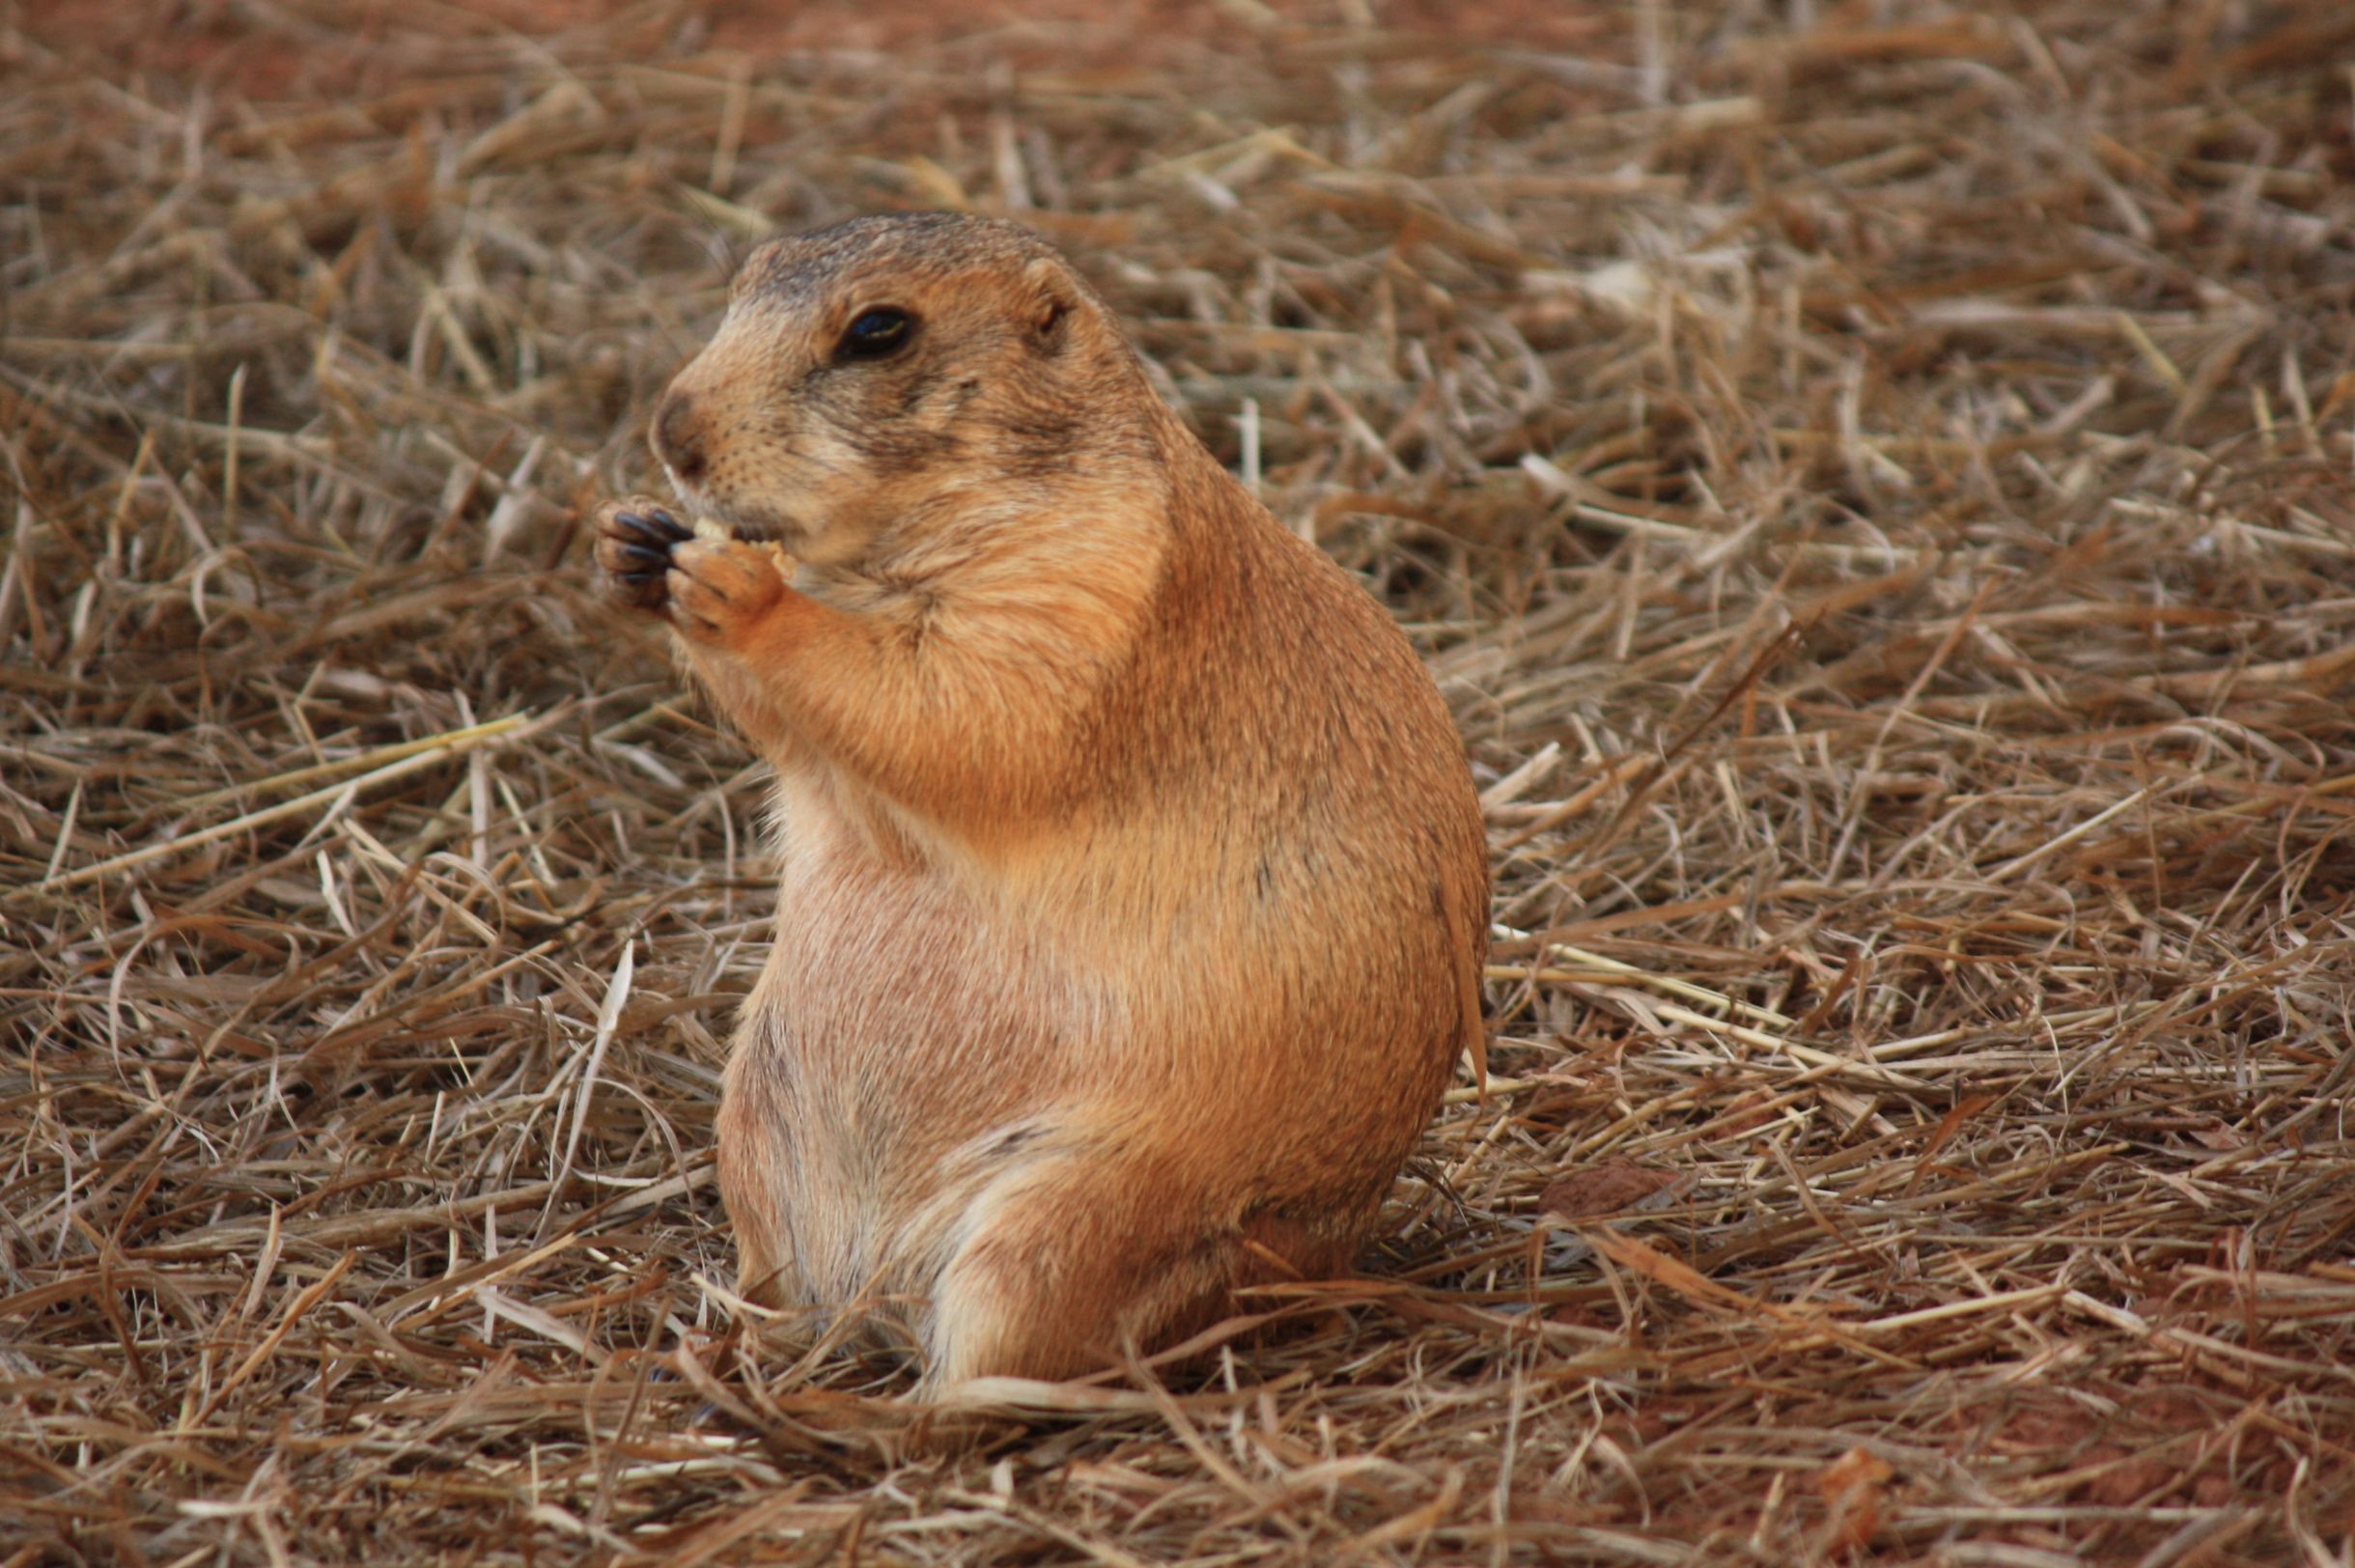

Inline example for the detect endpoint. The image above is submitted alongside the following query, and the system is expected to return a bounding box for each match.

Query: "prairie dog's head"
[651,212,1161,569]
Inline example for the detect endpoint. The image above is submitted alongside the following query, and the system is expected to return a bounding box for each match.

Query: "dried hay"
[5,0,2355,1562]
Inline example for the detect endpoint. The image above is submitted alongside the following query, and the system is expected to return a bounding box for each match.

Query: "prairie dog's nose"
[652,388,706,485]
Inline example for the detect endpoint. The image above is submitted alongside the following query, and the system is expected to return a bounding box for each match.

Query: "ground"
[4,0,2355,1563]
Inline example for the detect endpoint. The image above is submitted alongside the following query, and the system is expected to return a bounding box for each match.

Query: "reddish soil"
[17,0,1613,101]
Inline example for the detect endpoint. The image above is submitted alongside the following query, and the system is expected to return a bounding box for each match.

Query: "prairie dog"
[591,212,1487,1388]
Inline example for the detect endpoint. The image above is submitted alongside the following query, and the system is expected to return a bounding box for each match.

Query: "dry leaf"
[2186,1118,2246,1151]
[1540,1159,1683,1221]
[1815,1446,1894,1554]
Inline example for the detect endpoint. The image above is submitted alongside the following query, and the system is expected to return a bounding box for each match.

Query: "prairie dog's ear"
[1023,257,1077,351]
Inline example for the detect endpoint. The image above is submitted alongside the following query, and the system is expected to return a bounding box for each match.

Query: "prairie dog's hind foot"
[915,1147,1336,1393]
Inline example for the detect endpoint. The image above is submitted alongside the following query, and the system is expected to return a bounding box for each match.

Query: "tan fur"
[591,213,1487,1389]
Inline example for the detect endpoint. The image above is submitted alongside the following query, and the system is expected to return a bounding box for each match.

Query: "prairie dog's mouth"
[663,471,797,546]
[692,517,787,546]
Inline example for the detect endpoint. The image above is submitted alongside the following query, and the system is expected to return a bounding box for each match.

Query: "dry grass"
[6,0,2355,1561]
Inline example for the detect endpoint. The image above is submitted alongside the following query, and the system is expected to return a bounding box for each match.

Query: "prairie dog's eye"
[837,307,914,361]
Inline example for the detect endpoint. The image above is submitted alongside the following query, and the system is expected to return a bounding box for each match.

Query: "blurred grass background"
[5,2,2355,1562]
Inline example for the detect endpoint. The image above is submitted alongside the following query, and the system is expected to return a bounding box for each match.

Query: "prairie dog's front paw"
[593,498,693,613]
[666,539,794,646]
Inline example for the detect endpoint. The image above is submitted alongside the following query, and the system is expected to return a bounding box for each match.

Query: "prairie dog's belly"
[732,780,1463,1312]
[768,846,1113,1097]
[735,812,1122,1297]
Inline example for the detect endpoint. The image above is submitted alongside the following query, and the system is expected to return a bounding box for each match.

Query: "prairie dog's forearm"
[688,581,1093,828]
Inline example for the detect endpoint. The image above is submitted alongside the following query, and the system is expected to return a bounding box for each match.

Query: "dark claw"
[598,505,692,614]
[616,508,692,546]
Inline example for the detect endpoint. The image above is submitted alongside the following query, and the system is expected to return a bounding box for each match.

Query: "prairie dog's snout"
[589,211,1488,1389]
[649,387,705,487]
